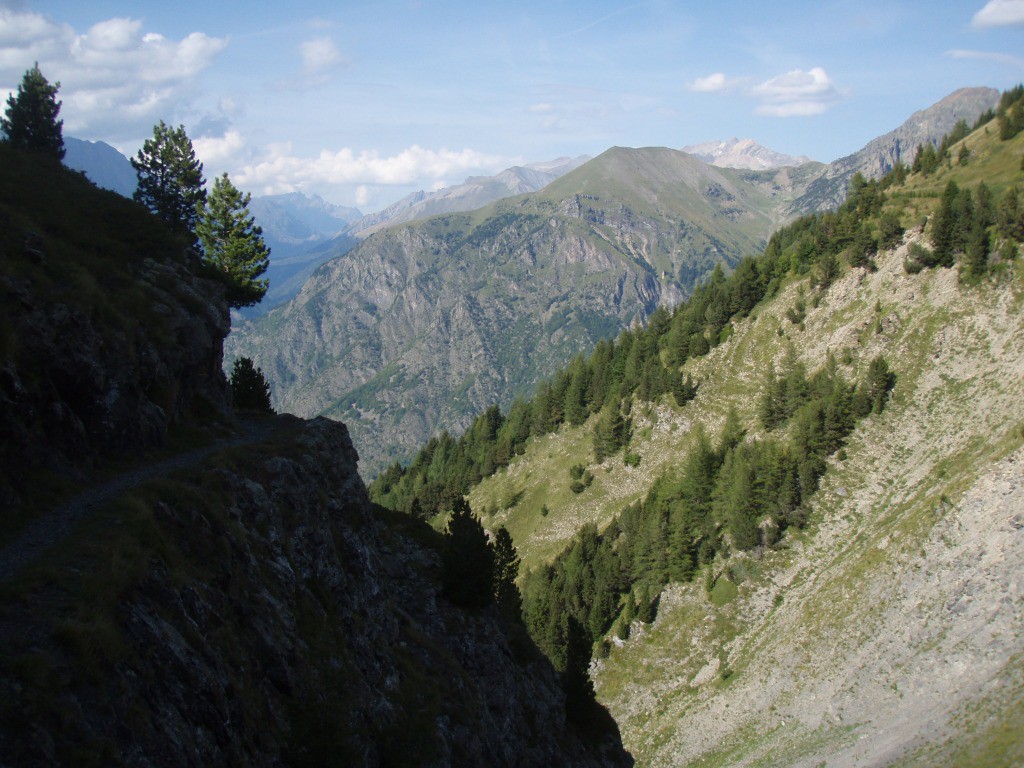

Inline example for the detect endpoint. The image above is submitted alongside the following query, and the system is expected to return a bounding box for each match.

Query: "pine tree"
[442,497,494,608]
[229,357,274,412]
[492,526,522,619]
[563,615,596,722]
[672,373,698,407]
[132,121,207,240]
[930,181,961,267]
[197,173,271,307]
[1,63,64,160]
[593,401,628,462]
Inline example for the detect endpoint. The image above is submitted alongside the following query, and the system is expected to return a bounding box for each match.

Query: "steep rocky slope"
[467,224,1024,765]
[228,147,805,474]
[0,150,631,767]
[0,416,630,767]
[593,236,1024,767]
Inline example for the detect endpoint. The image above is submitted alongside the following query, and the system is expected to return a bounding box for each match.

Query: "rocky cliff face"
[0,146,231,512]
[0,417,630,767]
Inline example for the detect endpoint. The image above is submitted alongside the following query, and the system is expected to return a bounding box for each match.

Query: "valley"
[2,46,1023,768]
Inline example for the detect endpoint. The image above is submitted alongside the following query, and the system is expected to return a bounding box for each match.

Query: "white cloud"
[234,143,513,196]
[300,36,342,73]
[355,185,370,206]
[972,0,1024,27]
[687,72,734,93]
[947,48,1024,66]
[751,67,843,117]
[0,10,226,139]
[193,129,246,167]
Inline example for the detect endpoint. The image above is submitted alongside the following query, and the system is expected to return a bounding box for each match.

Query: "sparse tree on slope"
[132,121,206,239]
[197,173,270,308]
[1,63,64,160]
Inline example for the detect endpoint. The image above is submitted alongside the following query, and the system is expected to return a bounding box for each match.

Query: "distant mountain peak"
[348,154,591,237]
[681,138,813,170]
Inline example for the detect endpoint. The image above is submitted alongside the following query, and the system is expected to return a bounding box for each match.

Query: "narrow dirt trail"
[0,418,283,582]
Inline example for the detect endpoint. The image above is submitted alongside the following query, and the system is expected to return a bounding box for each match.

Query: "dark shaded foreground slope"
[0,415,631,766]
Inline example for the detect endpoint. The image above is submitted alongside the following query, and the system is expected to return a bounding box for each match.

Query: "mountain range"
[227,87,998,475]
[226,145,813,472]
[348,155,591,237]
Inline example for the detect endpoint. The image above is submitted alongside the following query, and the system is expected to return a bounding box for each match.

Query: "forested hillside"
[372,85,1024,767]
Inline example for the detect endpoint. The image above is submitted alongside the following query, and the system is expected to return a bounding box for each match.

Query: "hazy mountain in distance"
[62,137,137,197]
[237,192,363,317]
[248,191,362,259]
[349,155,591,236]
[682,137,813,170]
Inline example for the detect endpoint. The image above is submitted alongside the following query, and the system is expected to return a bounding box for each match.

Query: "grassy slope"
[469,127,1024,765]
[592,238,1024,768]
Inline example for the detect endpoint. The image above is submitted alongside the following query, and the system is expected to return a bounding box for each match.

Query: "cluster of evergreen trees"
[905,180,1023,279]
[520,352,895,670]
[440,497,522,618]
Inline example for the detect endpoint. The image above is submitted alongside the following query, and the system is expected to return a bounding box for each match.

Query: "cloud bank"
[234,144,514,197]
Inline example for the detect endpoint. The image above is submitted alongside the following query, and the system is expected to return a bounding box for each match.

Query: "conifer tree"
[229,357,274,412]
[1,63,64,160]
[197,173,271,308]
[132,121,206,240]
[563,615,596,722]
[442,497,494,609]
[672,373,698,407]
[593,401,628,462]
[492,526,522,619]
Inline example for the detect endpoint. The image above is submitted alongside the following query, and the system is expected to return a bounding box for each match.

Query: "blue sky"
[2,0,1022,210]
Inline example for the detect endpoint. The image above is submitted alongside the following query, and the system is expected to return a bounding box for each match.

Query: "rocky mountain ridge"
[790,86,1000,214]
